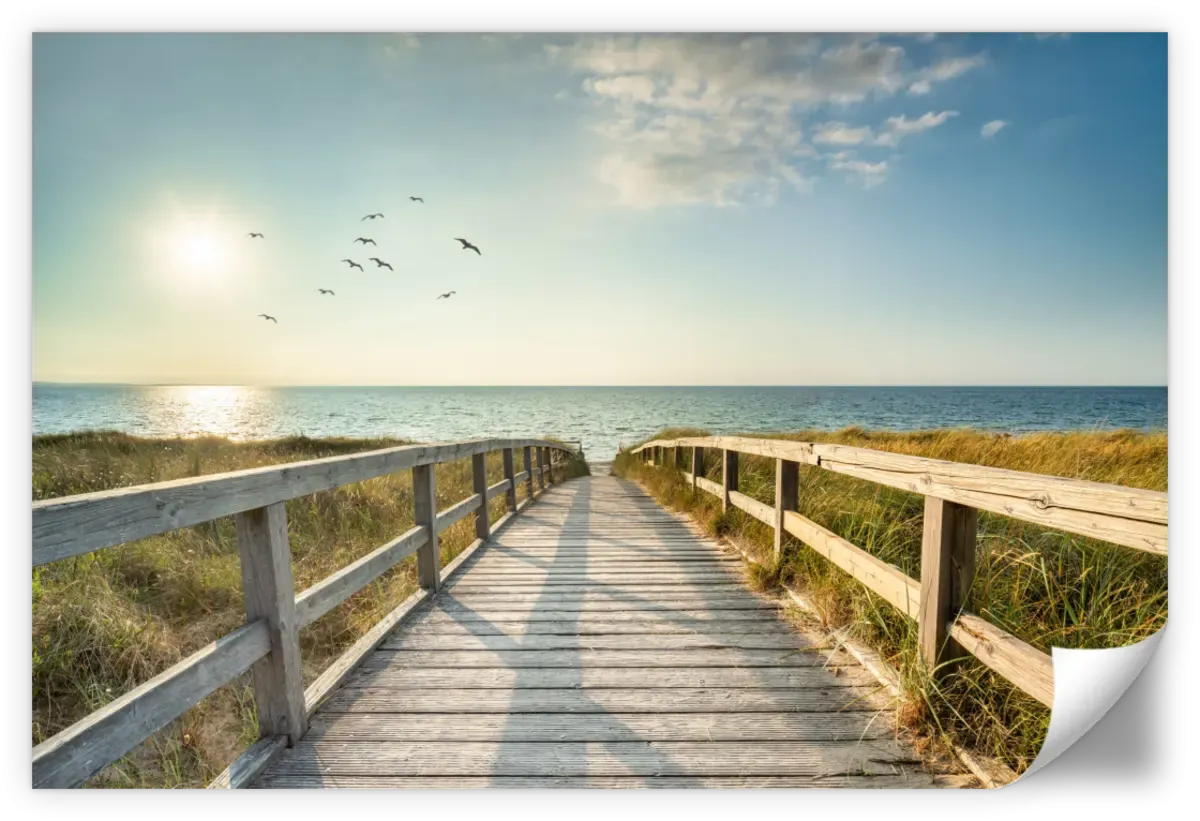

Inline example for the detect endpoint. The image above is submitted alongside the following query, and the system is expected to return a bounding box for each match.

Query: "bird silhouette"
[361,213,384,220]
[318,289,335,295]
[341,259,364,271]
[247,232,264,238]
[410,196,424,203]
[354,237,376,245]
[368,257,394,271]
[436,291,456,300]
[454,238,481,255]
[258,314,277,323]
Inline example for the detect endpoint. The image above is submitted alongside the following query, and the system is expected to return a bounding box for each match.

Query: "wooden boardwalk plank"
[255,474,967,789]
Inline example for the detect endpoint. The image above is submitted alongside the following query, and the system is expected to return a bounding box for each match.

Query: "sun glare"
[172,228,229,276]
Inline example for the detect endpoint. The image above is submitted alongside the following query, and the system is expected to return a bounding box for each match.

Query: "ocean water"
[32,385,1167,459]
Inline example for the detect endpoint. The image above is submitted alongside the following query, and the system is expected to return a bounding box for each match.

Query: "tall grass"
[32,431,589,788]
[612,427,1167,774]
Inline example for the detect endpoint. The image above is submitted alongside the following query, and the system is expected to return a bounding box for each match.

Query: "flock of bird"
[250,197,481,325]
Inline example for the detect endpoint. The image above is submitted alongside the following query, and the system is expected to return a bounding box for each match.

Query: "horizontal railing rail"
[631,435,1167,709]
[32,438,577,788]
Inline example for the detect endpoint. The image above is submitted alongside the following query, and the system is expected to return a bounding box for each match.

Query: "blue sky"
[32,33,1166,385]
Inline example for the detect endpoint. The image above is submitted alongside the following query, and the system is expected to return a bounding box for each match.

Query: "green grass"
[32,431,589,788]
[612,427,1167,774]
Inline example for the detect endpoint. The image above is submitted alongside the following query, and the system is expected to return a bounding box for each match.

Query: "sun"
[171,227,230,276]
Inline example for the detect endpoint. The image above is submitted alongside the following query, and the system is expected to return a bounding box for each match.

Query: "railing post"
[523,446,534,499]
[691,446,704,490]
[502,447,517,511]
[413,463,441,591]
[234,502,307,745]
[919,497,978,672]
[472,451,490,541]
[774,459,800,559]
[545,447,554,485]
[722,449,738,512]
[536,447,546,490]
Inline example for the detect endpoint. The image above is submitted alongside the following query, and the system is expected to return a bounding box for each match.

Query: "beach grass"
[31,431,589,788]
[611,427,1167,774]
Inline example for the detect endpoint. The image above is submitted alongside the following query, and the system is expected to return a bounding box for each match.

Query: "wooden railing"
[31,437,576,789]
[630,436,1168,709]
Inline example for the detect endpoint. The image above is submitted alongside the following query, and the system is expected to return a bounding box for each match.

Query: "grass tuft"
[612,426,1166,774]
[32,431,589,787]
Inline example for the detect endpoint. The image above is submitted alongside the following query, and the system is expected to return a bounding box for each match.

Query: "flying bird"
[361,213,384,220]
[318,289,335,295]
[258,314,277,323]
[409,196,424,203]
[436,291,456,300]
[368,257,393,271]
[454,238,481,255]
[341,259,364,271]
[354,237,376,245]
[247,232,264,238]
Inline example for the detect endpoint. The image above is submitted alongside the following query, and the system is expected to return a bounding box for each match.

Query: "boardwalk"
[256,474,968,788]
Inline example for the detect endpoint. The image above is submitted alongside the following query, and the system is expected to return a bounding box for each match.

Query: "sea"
[31,385,1168,460]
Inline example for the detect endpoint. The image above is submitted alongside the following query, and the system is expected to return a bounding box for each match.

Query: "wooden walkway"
[256,475,967,788]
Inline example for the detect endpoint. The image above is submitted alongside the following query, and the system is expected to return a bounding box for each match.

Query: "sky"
[32,33,1167,386]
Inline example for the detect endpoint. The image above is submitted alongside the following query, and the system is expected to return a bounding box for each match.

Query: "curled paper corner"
[1018,625,1165,782]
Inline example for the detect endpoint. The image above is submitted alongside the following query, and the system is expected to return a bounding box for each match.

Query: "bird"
[409,196,424,203]
[354,237,376,245]
[368,257,393,271]
[258,313,277,323]
[341,259,364,270]
[361,213,384,220]
[454,238,481,255]
[247,232,264,238]
[436,291,456,300]
[318,289,335,296]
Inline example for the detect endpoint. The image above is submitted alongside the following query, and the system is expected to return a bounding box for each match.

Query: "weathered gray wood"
[348,666,873,689]
[775,459,800,558]
[260,739,926,778]
[512,469,530,485]
[381,632,810,651]
[364,649,831,668]
[501,447,517,511]
[728,489,774,526]
[783,510,921,619]
[472,453,490,540]
[722,449,739,512]
[319,687,880,714]
[950,612,1054,707]
[302,710,888,742]
[34,620,270,788]
[235,503,307,744]
[255,773,973,789]
[294,526,428,628]
[412,464,440,592]
[420,608,779,623]
[208,734,287,788]
[694,475,723,497]
[635,436,818,466]
[691,446,704,491]
[485,477,512,501]
[535,447,546,490]
[919,497,978,669]
[34,437,570,566]
[522,446,534,499]
[435,493,483,532]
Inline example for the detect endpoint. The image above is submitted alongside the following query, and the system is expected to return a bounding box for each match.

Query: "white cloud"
[1034,33,1071,40]
[908,79,932,95]
[830,157,889,188]
[556,35,984,206]
[981,120,1009,138]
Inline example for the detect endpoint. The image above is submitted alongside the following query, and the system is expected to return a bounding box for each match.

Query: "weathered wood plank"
[262,740,925,777]
[920,497,977,669]
[695,475,723,498]
[255,773,972,789]
[34,437,570,565]
[501,448,517,511]
[207,735,287,789]
[412,463,440,592]
[783,510,921,619]
[722,449,739,512]
[347,666,874,690]
[380,632,810,651]
[393,618,792,637]
[319,686,879,714]
[434,493,482,533]
[950,612,1054,708]
[235,503,307,744]
[775,459,800,557]
[485,477,512,501]
[419,608,780,623]
[636,437,819,467]
[294,526,428,628]
[362,649,831,669]
[33,620,270,788]
[472,453,490,540]
[728,490,774,526]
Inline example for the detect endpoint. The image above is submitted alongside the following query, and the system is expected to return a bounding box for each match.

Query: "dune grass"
[32,431,589,788]
[612,427,1167,774]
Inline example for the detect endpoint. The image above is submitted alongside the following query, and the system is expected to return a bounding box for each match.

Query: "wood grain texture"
[695,475,723,498]
[254,774,972,789]
[472,453,490,540]
[294,526,428,628]
[207,735,286,789]
[412,464,440,592]
[728,489,774,526]
[722,449,739,512]
[950,613,1054,708]
[235,503,307,744]
[775,459,800,557]
[34,620,270,788]
[434,493,482,533]
[919,497,977,668]
[346,665,875,689]
[501,447,517,511]
[34,437,571,565]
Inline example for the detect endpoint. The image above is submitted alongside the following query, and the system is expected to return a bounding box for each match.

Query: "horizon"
[34,33,1166,386]
[34,381,1169,389]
